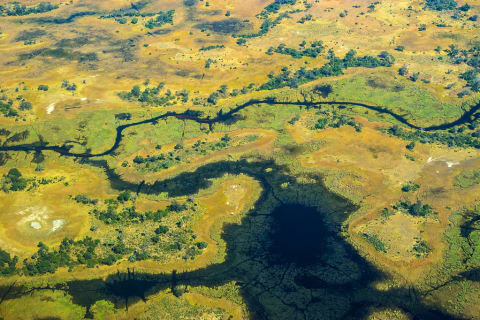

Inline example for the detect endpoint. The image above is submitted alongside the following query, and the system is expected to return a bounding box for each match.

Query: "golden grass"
[289,114,480,282]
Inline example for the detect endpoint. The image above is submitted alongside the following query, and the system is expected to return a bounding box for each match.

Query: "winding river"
[0,98,479,158]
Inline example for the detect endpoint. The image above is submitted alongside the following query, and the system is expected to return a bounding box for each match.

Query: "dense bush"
[386,124,480,149]
[0,101,17,117]
[395,200,436,217]
[0,249,18,276]
[401,182,420,192]
[261,0,296,16]
[23,237,101,275]
[118,83,180,106]
[425,0,457,10]
[73,194,98,205]
[19,100,32,110]
[145,10,175,29]
[1,168,28,192]
[0,2,58,16]
[259,49,394,90]
[235,13,289,40]
[200,45,225,51]
[361,233,387,252]
[266,41,324,59]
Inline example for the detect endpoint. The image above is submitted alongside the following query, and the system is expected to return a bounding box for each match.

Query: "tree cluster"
[386,124,480,149]
[118,83,185,106]
[425,0,457,11]
[259,49,395,90]
[145,10,175,29]
[0,2,58,16]
[395,200,436,217]
[266,40,325,59]
[1,168,28,192]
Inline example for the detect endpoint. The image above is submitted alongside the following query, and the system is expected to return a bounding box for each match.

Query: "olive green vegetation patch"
[422,208,480,316]
[329,71,461,126]
[135,292,228,319]
[455,169,480,189]
[0,290,85,320]
[222,103,301,132]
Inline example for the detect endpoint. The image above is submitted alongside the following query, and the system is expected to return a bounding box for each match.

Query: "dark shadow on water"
[269,204,329,266]
[0,159,469,319]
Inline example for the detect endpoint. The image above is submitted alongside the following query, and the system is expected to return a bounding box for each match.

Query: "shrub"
[236,38,246,45]
[196,241,208,249]
[401,182,420,192]
[117,190,132,202]
[425,0,457,11]
[362,233,387,252]
[19,100,32,110]
[154,225,169,234]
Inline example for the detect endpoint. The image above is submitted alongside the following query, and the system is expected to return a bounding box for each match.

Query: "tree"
[313,84,333,98]
[7,168,22,179]
[219,84,228,95]
[425,0,457,11]
[101,254,117,265]
[154,225,169,234]
[131,85,141,97]
[378,51,395,65]
[19,101,32,110]
[221,133,231,142]
[5,168,27,191]
[398,66,408,76]
[196,241,208,249]
[345,49,356,61]
[459,3,470,11]
[207,92,219,104]
[117,190,131,202]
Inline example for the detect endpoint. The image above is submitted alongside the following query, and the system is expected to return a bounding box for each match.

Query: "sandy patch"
[355,212,431,262]
[46,103,55,114]
[30,221,42,230]
[51,219,66,233]
[15,206,67,236]
[224,184,247,215]
[427,156,459,168]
